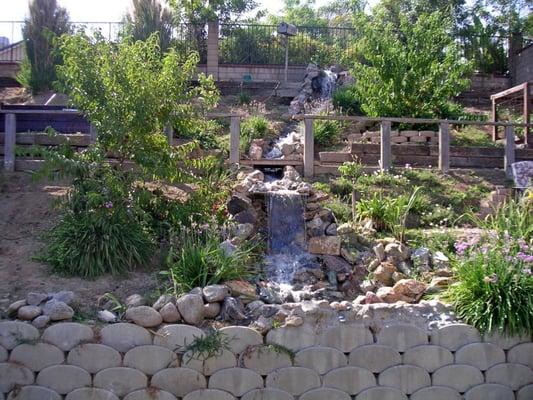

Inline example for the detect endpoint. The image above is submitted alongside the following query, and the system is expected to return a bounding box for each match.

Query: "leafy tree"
[17,0,70,93]
[170,0,257,24]
[56,32,219,179]
[474,0,533,34]
[348,11,472,118]
[124,0,174,52]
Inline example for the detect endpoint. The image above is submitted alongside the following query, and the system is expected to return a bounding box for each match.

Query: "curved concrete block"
[323,366,376,395]
[67,343,122,374]
[402,345,453,373]
[349,344,401,373]
[36,365,91,395]
[93,367,148,397]
[410,386,461,400]
[508,343,533,369]
[376,324,428,352]
[0,321,39,350]
[455,342,505,371]
[42,323,93,351]
[485,363,533,390]
[464,383,514,400]
[295,346,347,374]
[10,343,64,371]
[432,364,483,393]
[430,324,481,351]
[153,324,204,351]
[209,367,263,397]
[123,345,178,375]
[242,345,293,375]
[241,388,294,400]
[319,324,373,353]
[378,365,430,394]
[65,388,119,400]
[220,326,263,354]
[266,366,321,395]
[355,386,407,400]
[151,367,207,397]
[7,385,62,400]
[300,388,351,400]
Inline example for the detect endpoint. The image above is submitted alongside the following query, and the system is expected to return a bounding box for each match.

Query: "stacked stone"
[349,130,439,145]
[1,320,532,400]
[6,291,75,329]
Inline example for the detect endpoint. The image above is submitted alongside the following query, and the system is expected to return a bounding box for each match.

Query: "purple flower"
[483,273,498,284]
[104,201,113,209]
[517,252,533,263]
[522,268,532,275]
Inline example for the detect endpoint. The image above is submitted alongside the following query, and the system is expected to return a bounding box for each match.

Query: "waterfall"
[265,190,309,283]
[320,70,337,99]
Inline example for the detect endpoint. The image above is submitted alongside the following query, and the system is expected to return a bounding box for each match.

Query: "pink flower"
[104,201,113,209]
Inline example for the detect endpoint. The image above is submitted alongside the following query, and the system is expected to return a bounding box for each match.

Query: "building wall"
[0,319,532,400]
[513,44,533,85]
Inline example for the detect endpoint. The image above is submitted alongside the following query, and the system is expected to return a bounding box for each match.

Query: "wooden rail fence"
[2,109,531,178]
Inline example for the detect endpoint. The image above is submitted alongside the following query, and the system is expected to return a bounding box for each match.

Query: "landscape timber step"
[239,159,303,166]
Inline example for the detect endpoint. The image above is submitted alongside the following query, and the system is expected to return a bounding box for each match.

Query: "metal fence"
[0,21,206,64]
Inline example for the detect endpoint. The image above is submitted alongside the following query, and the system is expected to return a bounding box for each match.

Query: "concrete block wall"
[513,44,533,86]
[1,320,532,399]
[349,130,439,145]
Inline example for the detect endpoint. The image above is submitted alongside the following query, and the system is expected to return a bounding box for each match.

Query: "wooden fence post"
[164,124,174,146]
[504,125,515,178]
[229,116,240,164]
[491,98,498,142]
[439,122,450,173]
[4,113,16,172]
[380,120,391,172]
[303,117,314,178]
[524,82,531,148]
[89,123,97,144]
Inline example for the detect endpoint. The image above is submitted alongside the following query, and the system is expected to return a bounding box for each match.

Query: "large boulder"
[176,294,204,325]
[227,194,252,216]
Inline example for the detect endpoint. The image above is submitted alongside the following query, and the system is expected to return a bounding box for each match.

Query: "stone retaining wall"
[1,320,532,400]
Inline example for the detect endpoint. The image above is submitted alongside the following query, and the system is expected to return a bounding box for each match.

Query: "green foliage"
[332,85,361,115]
[324,199,352,224]
[348,11,472,119]
[18,0,70,92]
[38,155,155,278]
[314,119,342,146]
[182,329,232,361]
[240,116,271,152]
[446,242,533,335]
[338,161,365,181]
[171,0,257,24]
[124,0,174,52]
[56,32,219,180]
[164,223,256,293]
[175,119,225,150]
[238,91,251,105]
[452,127,496,147]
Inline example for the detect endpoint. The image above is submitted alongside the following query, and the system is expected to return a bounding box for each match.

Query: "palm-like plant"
[125,0,174,52]
[18,0,70,92]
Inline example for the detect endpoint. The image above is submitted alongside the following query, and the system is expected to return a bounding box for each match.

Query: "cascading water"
[319,70,337,99]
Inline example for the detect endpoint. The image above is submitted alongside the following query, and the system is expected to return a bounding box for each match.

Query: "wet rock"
[283,166,301,182]
[152,294,174,311]
[322,255,352,273]
[281,143,295,156]
[250,315,273,334]
[220,297,247,321]
[225,280,257,300]
[125,294,145,308]
[297,182,313,194]
[327,270,338,286]
[365,291,382,304]
[397,261,413,276]
[373,262,397,286]
[98,310,118,323]
[159,303,180,323]
[354,295,366,304]
[284,315,304,327]
[337,223,355,235]
[234,210,257,225]
[233,223,254,242]
[309,236,341,255]
[341,247,358,264]
[18,305,41,320]
[367,259,381,272]
[246,300,265,316]
[203,285,230,303]
[392,271,407,283]
[307,216,325,237]
[259,287,283,304]
[176,294,204,325]
[204,302,221,319]
[227,194,252,215]
[248,170,264,181]
[27,292,49,306]
[42,300,74,321]
[360,280,376,293]
[325,223,338,236]
[32,315,51,329]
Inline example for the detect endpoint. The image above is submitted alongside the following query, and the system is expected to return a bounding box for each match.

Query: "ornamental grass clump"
[446,238,533,336]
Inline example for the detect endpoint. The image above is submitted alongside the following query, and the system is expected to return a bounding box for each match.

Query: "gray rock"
[6,299,27,317]
[307,216,326,237]
[259,287,283,305]
[189,287,203,295]
[373,243,385,262]
[203,285,230,303]
[220,297,246,321]
[49,291,75,305]
[152,294,174,311]
[234,210,258,225]
[98,310,118,323]
[411,247,430,267]
[159,303,180,323]
[26,292,49,306]
[233,223,254,242]
[42,300,74,321]
[17,305,42,320]
[125,294,145,308]
[204,302,221,319]
[322,255,352,273]
[176,294,204,325]
[385,242,410,261]
[32,315,51,329]
[220,240,237,257]
[124,306,163,327]
[433,251,450,269]
[397,261,413,276]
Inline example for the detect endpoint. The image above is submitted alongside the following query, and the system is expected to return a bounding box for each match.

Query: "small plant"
[445,239,533,336]
[238,91,251,105]
[451,127,496,147]
[314,118,342,147]
[182,329,232,362]
[240,115,271,152]
[332,85,361,115]
[164,222,256,293]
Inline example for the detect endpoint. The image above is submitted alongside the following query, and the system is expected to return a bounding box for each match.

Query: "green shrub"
[240,116,270,152]
[452,127,495,147]
[324,199,352,224]
[39,164,155,278]
[338,161,365,181]
[314,119,342,146]
[165,223,256,293]
[332,85,361,115]
[446,242,533,335]
[238,91,251,105]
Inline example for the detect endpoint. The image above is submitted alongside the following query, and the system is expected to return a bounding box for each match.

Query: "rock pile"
[6,291,75,328]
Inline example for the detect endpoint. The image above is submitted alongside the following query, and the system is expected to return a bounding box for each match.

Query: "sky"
[0,0,337,43]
